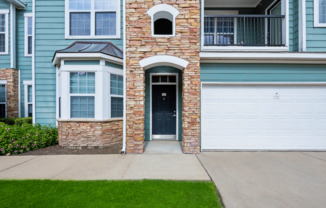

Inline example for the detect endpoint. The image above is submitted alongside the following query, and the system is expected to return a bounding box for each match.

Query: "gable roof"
[54,41,123,59]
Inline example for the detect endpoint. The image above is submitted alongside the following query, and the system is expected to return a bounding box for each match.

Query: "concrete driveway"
[198,152,326,208]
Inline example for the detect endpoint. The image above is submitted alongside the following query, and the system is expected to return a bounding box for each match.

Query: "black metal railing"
[204,15,286,47]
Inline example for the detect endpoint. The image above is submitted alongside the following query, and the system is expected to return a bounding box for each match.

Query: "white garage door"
[201,84,326,150]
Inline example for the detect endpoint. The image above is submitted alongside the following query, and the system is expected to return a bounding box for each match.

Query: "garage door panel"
[201,84,326,150]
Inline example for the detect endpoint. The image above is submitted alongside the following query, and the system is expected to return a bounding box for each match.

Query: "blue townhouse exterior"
[0,0,326,153]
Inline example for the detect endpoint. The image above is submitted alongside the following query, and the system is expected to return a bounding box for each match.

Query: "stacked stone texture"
[58,119,123,148]
[126,0,201,153]
[0,68,19,118]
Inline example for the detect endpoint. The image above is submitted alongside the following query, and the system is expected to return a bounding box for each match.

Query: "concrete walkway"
[198,152,326,208]
[0,154,210,181]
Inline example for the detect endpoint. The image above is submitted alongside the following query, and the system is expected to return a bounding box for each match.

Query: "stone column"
[0,68,19,118]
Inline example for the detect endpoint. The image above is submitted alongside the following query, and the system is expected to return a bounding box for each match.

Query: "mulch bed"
[19,143,122,155]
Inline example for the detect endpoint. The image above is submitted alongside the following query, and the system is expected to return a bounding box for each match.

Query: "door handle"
[172,114,176,117]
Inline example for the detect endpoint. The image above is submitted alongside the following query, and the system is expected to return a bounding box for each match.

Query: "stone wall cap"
[57,118,123,123]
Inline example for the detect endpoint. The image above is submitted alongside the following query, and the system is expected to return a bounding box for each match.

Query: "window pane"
[0,14,5,32]
[28,104,33,117]
[95,12,116,36]
[0,104,5,118]
[71,96,94,118]
[70,72,95,94]
[110,74,123,95]
[0,85,5,103]
[168,75,176,83]
[69,0,91,10]
[111,97,123,118]
[320,0,326,23]
[70,13,91,36]
[94,0,118,10]
[28,36,32,54]
[27,17,32,35]
[0,34,4,52]
[28,85,32,102]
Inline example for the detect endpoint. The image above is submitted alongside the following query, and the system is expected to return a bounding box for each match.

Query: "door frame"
[150,73,179,141]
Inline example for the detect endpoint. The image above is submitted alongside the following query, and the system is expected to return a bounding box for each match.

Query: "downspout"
[18,70,20,117]
[32,0,35,124]
[121,0,127,154]
[10,3,16,69]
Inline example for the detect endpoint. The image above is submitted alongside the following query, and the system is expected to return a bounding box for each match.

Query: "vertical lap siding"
[35,0,123,125]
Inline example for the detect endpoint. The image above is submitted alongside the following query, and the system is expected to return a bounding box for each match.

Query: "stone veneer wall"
[126,1,201,153]
[58,119,123,148]
[0,68,19,118]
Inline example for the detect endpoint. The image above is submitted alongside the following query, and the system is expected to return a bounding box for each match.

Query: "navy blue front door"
[152,85,176,138]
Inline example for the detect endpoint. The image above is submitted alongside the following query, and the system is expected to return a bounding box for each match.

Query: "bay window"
[66,0,120,38]
[110,74,123,118]
[70,72,95,118]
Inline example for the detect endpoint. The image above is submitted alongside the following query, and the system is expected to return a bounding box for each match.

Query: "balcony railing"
[204,15,286,47]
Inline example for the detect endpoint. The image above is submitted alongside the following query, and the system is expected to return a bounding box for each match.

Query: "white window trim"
[69,72,96,118]
[58,61,123,120]
[147,4,179,37]
[24,13,33,57]
[314,0,326,27]
[0,10,9,55]
[200,0,289,52]
[65,0,121,39]
[23,80,33,117]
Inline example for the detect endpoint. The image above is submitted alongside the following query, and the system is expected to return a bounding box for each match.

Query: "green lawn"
[0,180,222,208]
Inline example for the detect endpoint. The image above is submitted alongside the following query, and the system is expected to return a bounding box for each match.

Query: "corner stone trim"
[0,68,19,118]
[58,119,123,148]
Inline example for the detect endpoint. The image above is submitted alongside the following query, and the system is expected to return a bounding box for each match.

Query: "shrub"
[0,123,58,155]
[0,118,15,125]
[14,117,33,126]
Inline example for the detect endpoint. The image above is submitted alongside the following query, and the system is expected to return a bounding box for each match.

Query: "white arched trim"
[139,55,189,70]
[147,4,180,17]
[147,4,180,37]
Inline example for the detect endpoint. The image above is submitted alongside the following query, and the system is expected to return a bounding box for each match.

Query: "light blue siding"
[145,67,182,141]
[306,0,326,52]
[201,63,326,82]
[0,0,10,68]
[17,0,33,117]
[34,0,123,125]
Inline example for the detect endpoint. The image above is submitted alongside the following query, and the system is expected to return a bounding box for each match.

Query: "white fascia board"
[200,52,326,64]
[6,0,26,9]
[52,53,123,66]
[0,80,7,84]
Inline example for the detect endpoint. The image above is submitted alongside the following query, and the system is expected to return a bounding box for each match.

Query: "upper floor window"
[147,4,179,37]
[315,0,326,27]
[24,14,33,56]
[66,0,120,38]
[0,11,8,54]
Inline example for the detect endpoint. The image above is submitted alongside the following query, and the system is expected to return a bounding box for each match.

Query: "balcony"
[204,15,285,47]
[201,0,288,51]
